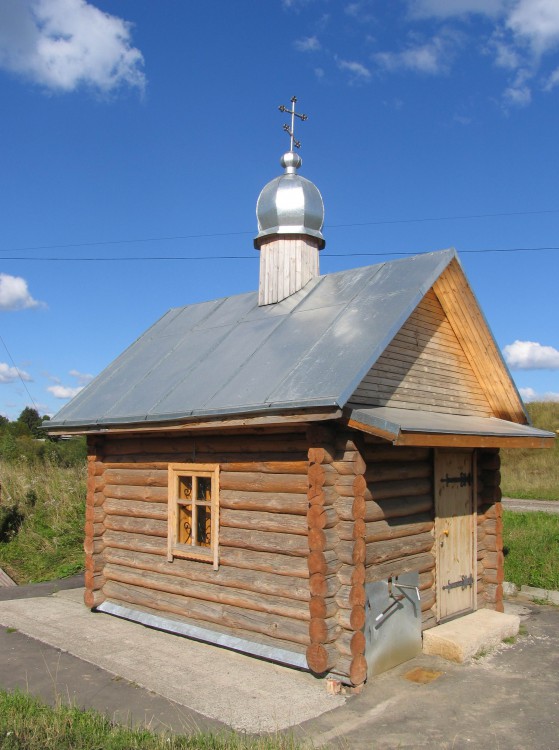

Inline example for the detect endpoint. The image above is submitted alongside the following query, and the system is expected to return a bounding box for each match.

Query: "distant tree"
[0,415,9,431]
[17,407,43,437]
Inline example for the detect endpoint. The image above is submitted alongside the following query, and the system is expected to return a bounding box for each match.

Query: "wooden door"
[435,449,476,622]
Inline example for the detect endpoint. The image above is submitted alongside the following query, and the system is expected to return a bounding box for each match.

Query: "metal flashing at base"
[97,600,309,670]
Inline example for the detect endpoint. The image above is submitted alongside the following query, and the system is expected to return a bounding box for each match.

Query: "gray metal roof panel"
[349,406,555,439]
[49,249,458,428]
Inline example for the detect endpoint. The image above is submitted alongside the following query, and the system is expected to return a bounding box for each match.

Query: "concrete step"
[422,609,520,663]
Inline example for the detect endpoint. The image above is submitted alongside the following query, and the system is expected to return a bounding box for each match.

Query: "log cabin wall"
[359,435,437,630]
[84,430,314,657]
[476,448,504,612]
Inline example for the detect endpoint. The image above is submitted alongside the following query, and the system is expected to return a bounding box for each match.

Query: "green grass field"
[500,401,559,501]
[0,690,302,750]
[503,510,559,591]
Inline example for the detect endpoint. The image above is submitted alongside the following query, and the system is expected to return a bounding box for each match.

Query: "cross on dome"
[279,96,308,151]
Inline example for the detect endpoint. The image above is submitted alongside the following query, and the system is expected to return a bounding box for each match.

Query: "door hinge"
[440,472,472,487]
[442,574,474,592]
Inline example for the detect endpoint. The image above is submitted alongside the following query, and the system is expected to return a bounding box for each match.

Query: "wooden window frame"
[167,463,219,570]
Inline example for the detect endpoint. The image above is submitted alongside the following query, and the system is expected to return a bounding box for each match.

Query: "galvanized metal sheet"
[349,406,556,438]
[49,249,458,428]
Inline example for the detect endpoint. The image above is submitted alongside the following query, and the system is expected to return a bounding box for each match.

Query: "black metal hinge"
[440,472,472,487]
[442,574,474,591]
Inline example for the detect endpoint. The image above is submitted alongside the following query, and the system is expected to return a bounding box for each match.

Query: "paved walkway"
[502,497,559,514]
[1,580,558,748]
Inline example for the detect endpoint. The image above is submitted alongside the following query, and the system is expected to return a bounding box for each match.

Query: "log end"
[306,643,332,675]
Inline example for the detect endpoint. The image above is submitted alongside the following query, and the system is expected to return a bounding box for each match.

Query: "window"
[167,463,219,569]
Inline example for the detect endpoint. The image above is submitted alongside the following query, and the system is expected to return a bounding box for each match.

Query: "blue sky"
[0,0,558,420]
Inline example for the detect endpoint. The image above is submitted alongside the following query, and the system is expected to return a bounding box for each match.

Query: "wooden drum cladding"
[360,437,437,631]
[349,288,493,417]
[86,431,314,654]
[476,448,504,612]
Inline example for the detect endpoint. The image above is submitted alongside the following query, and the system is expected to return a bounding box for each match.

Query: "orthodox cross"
[279,96,308,151]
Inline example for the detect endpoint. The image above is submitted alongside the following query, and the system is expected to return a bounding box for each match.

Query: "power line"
[0,332,38,411]
[0,207,557,254]
[0,246,558,262]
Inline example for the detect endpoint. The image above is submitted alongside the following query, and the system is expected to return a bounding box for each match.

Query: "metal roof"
[48,249,458,429]
[348,406,555,441]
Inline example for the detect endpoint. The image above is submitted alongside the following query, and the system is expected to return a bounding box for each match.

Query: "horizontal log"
[104,563,310,622]
[335,585,366,609]
[332,453,366,476]
[480,470,501,488]
[104,485,168,503]
[219,490,308,516]
[93,491,105,507]
[104,435,309,457]
[337,563,365,587]
[220,508,307,536]
[363,516,434,544]
[335,630,366,658]
[84,537,105,555]
[308,549,342,577]
[336,606,365,631]
[220,547,309,578]
[420,588,435,612]
[307,505,338,530]
[104,468,167,487]
[84,588,105,609]
[481,550,503,569]
[85,554,104,573]
[309,573,340,598]
[363,445,431,463]
[422,611,437,631]
[308,446,335,465]
[85,505,105,523]
[336,477,432,501]
[309,616,342,644]
[419,570,435,590]
[336,494,433,523]
[103,529,167,556]
[366,532,434,567]
[104,515,167,538]
[84,571,105,590]
[365,552,435,583]
[220,472,308,494]
[219,527,309,557]
[306,643,338,674]
[308,463,337,489]
[105,498,167,521]
[103,547,310,600]
[84,520,104,539]
[309,596,338,619]
[483,567,505,585]
[308,528,339,552]
[104,580,311,646]
[365,462,431,484]
[478,453,500,471]
[337,538,366,566]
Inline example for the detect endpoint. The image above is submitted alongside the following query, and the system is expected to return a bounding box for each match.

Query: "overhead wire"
[0,332,39,411]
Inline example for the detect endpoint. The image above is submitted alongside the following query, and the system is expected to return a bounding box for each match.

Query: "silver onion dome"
[254,151,325,249]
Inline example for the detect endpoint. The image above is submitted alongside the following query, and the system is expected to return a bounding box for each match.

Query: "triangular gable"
[349,259,527,424]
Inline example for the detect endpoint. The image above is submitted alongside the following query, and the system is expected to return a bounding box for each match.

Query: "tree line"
[0,407,85,467]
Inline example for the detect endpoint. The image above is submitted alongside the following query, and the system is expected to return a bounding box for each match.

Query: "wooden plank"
[395,432,554,449]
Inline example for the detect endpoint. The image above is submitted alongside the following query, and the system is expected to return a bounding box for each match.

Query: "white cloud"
[544,65,559,89]
[506,0,559,56]
[337,58,371,82]
[519,386,559,402]
[375,32,458,75]
[294,35,321,52]
[407,0,506,19]
[69,369,94,385]
[47,384,84,399]
[503,340,559,369]
[503,68,533,105]
[0,363,32,384]
[0,0,145,94]
[0,273,41,310]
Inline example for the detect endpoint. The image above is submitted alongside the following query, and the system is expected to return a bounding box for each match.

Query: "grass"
[503,509,559,591]
[500,401,559,501]
[0,458,86,584]
[0,690,304,750]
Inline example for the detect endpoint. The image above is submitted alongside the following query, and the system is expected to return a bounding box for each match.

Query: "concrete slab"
[0,590,345,733]
[422,609,520,663]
